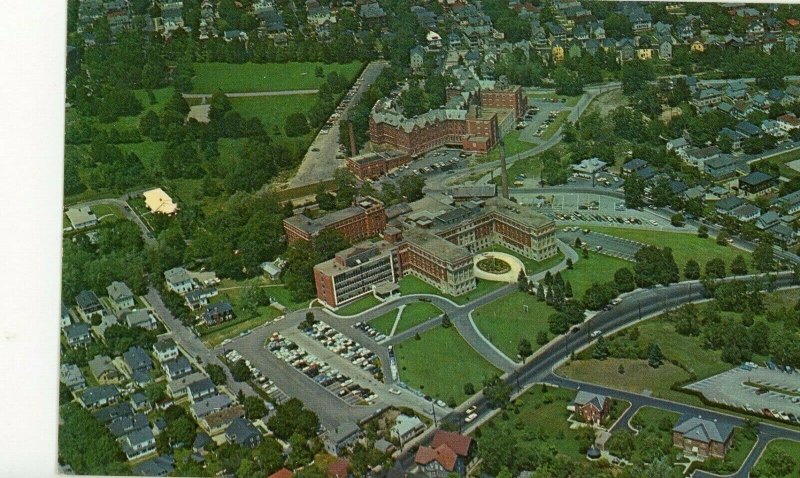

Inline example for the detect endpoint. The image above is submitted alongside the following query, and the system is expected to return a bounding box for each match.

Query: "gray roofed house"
[188,378,217,403]
[166,371,208,399]
[123,346,154,385]
[61,302,72,328]
[672,415,734,458]
[756,210,781,230]
[125,309,158,330]
[64,322,93,347]
[359,2,386,20]
[666,137,689,153]
[622,158,648,174]
[736,121,762,137]
[65,206,98,230]
[731,203,762,222]
[715,196,745,215]
[94,402,134,424]
[81,385,120,409]
[164,267,193,294]
[163,355,193,381]
[325,422,362,455]
[225,417,263,448]
[774,190,800,215]
[60,363,86,391]
[132,455,175,476]
[97,312,120,338]
[193,432,212,453]
[89,354,121,384]
[202,302,235,326]
[390,414,425,443]
[107,281,135,311]
[130,392,151,411]
[76,290,103,316]
[191,393,232,419]
[121,426,157,460]
[108,412,149,438]
[572,390,609,410]
[704,154,738,180]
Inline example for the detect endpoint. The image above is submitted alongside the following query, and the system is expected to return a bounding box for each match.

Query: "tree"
[621,60,656,95]
[698,224,709,238]
[716,229,730,246]
[58,403,128,475]
[464,382,475,395]
[536,330,549,345]
[684,259,701,280]
[536,283,545,301]
[244,396,268,420]
[267,398,320,440]
[592,336,610,359]
[648,343,664,368]
[285,112,310,137]
[287,433,313,468]
[482,375,512,409]
[731,255,748,275]
[206,363,227,385]
[671,213,685,227]
[753,241,775,272]
[623,174,647,209]
[566,258,573,269]
[614,268,636,292]
[478,425,517,475]
[564,280,573,298]
[230,359,252,382]
[518,339,533,361]
[705,258,726,279]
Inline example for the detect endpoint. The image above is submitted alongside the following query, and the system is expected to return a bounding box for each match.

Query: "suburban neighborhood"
[55,0,800,477]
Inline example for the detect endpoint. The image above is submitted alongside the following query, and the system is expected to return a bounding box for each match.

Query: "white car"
[388,388,401,395]
[466,405,477,415]
[464,413,478,423]
[590,330,602,338]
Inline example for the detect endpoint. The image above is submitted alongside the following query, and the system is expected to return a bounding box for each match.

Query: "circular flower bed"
[476,257,512,274]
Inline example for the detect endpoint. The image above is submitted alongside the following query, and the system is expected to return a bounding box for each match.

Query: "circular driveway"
[473,252,524,282]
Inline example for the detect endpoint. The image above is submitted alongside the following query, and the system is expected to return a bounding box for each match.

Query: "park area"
[472,291,554,361]
[394,326,500,405]
[589,226,746,276]
[369,302,442,336]
[559,251,630,299]
[190,61,363,93]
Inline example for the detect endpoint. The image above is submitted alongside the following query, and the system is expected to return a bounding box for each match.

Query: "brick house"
[570,391,611,424]
[415,430,475,477]
[672,416,734,459]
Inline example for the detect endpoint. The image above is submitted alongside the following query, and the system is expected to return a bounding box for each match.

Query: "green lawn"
[199,307,281,347]
[65,87,175,133]
[477,130,537,163]
[473,291,554,360]
[477,385,596,460]
[262,285,312,312]
[559,251,631,299]
[370,302,442,336]
[336,295,382,316]
[754,148,800,180]
[588,227,747,277]
[191,61,363,93]
[90,203,124,220]
[395,326,501,405]
[751,439,800,478]
[397,275,506,305]
[229,94,318,138]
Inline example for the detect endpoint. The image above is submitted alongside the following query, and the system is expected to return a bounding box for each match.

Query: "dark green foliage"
[267,398,320,440]
[58,403,128,475]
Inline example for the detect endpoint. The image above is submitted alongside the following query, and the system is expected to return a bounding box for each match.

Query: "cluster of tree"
[67,138,149,195]
[540,149,572,186]
[398,75,453,118]
[537,271,574,308]
[633,246,680,287]
[494,50,546,87]
[58,403,128,475]
[480,0,531,42]
[266,398,320,441]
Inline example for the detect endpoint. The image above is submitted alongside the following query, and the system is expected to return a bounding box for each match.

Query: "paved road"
[182,89,319,100]
[287,60,388,188]
[144,287,259,400]
[68,197,156,246]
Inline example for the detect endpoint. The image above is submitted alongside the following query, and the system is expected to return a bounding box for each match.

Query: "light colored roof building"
[66,206,98,229]
[143,188,178,214]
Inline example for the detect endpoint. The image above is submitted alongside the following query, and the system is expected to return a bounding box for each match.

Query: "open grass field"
[191,61,363,93]
[229,94,318,137]
[589,226,748,277]
[370,302,442,336]
[478,385,595,460]
[336,295,382,316]
[370,309,400,336]
[472,291,554,360]
[751,439,800,477]
[395,326,501,404]
[65,87,175,133]
[559,251,630,299]
[262,285,311,312]
[199,306,282,347]
[397,275,506,305]
[90,203,124,220]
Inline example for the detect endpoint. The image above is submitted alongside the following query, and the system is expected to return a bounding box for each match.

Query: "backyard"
[191,61,363,93]
[395,326,501,405]
[472,291,554,361]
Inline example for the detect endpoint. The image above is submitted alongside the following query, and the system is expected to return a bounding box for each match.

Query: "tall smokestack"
[348,121,357,158]
[499,141,509,199]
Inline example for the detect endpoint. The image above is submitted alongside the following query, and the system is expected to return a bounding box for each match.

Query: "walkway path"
[182,89,319,100]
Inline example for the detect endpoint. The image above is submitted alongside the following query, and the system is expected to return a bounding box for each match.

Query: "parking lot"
[519,99,571,143]
[353,320,389,344]
[558,228,644,261]
[685,365,800,424]
[223,349,290,404]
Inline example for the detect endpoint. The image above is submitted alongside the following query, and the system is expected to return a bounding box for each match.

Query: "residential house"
[375,439,396,455]
[570,391,611,424]
[616,38,635,62]
[163,355,193,381]
[715,196,746,216]
[167,372,208,399]
[724,80,749,101]
[572,157,607,178]
[60,363,87,391]
[132,455,175,477]
[774,190,800,215]
[125,309,158,330]
[704,154,738,180]
[191,393,232,419]
[691,88,723,109]
[739,171,778,197]
[756,210,782,230]
[193,432,212,454]
[762,119,786,138]
[718,128,744,151]
[225,417,263,448]
[107,281,135,312]
[666,137,689,156]
[64,322,93,348]
[185,287,218,310]
[672,415,733,459]
[731,203,763,222]
[359,3,386,27]
[94,402,133,424]
[736,121,763,138]
[108,412,149,438]
[130,392,151,412]
[777,113,800,133]
[76,290,104,318]
[659,40,672,60]
[585,38,600,56]
[410,46,425,72]
[121,427,157,460]
[123,346,155,386]
[391,414,426,444]
[199,404,245,435]
[324,422,362,456]
[65,206,98,230]
[97,312,119,338]
[164,267,193,294]
[685,146,721,169]
[188,378,217,403]
[260,259,284,280]
[89,354,122,384]
[551,43,565,62]
[769,224,797,246]
[415,430,474,477]
[81,385,120,409]
[61,302,72,328]
[202,302,235,326]
[153,338,179,363]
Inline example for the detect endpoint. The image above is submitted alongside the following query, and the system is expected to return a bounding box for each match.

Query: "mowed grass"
[371,302,442,336]
[479,385,594,460]
[336,295,382,316]
[397,275,507,305]
[370,309,400,336]
[191,61,363,93]
[90,203,124,219]
[540,109,570,140]
[589,227,746,276]
[559,251,631,299]
[480,244,564,276]
[229,94,318,136]
[754,147,800,180]
[200,307,282,347]
[751,439,800,477]
[395,326,501,404]
[478,130,537,163]
[473,291,554,361]
[65,87,175,132]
